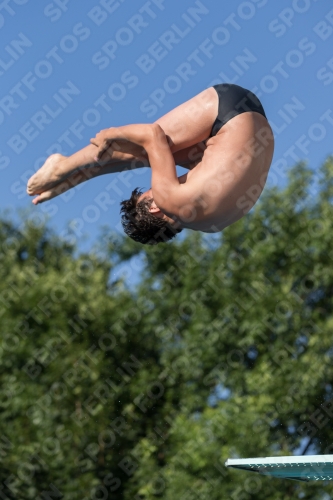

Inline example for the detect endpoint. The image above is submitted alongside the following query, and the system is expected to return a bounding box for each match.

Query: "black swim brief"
[210,83,267,137]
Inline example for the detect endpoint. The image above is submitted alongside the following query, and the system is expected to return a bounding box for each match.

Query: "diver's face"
[138,188,153,203]
[138,189,171,221]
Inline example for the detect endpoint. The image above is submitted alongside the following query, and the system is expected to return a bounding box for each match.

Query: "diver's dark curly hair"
[120,188,182,245]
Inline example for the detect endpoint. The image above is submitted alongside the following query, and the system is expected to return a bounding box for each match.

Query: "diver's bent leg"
[29,143,205,204]
[154,87,218,151]
[27,86,217,196]
[27,139,206,197]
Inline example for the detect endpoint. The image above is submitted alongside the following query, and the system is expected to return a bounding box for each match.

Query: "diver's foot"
[27,154,67,195]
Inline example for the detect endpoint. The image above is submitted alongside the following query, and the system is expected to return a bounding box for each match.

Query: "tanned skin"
[27,87,274,233]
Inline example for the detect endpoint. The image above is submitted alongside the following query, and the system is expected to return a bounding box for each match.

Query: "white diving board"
[225,455,333,481]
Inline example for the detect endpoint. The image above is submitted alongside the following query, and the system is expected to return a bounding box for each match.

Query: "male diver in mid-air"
[27,84,274,244]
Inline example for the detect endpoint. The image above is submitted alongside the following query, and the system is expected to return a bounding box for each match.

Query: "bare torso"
[170,113,274,233]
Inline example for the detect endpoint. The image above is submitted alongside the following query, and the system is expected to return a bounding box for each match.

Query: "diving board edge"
[226,455,333,466]
[225,455,333,482]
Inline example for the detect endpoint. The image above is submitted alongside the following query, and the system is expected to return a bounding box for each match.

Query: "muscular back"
[174,112,274,233]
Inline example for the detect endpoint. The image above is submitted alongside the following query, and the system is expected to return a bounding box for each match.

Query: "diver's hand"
[90,128,121,161]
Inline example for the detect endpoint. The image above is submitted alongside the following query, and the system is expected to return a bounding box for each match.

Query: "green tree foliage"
[1,159,333,499]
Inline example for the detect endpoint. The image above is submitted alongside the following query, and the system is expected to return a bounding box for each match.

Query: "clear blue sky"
[1,0,333,254]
